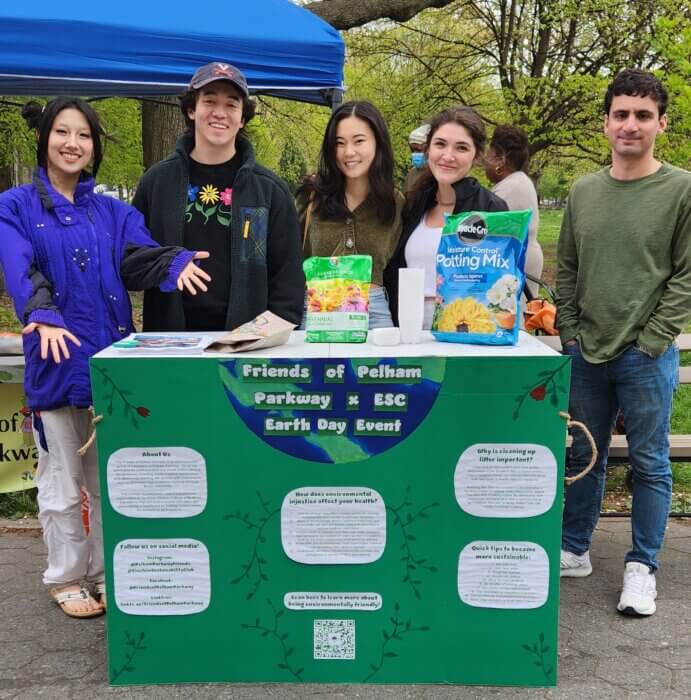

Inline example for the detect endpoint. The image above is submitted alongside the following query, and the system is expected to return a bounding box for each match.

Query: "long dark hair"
[406,105,487,214]
[300,101,396,225]
[21,97,104,177]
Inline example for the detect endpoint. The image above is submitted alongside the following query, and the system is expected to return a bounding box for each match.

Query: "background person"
[133,62,304,332]
[298,101,403,328]
[385,106,507,329]
[556,69,691,616]
[404,123,430,192]
[484,125,542,298]
[0,97,209,618]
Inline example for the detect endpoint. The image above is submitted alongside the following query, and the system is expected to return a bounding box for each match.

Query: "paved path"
[0,517,689,699]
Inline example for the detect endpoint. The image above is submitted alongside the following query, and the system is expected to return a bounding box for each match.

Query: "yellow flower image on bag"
[436,297,496,334]
[432,210,530,345]
[303,255,372,343]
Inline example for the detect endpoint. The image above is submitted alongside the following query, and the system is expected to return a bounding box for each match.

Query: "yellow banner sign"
[0,366,37,493]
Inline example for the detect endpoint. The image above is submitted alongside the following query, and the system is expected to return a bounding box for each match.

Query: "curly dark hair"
[604,69,668,116]
[489,124,530,173]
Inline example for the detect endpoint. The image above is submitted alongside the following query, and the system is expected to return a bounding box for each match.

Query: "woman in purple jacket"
[0,98,210,618]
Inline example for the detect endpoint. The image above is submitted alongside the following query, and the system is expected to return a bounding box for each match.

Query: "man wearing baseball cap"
[404,123,430,192]
[133,62,304,332]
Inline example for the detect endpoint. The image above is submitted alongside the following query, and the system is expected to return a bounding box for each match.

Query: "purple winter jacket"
[0,169,194,411]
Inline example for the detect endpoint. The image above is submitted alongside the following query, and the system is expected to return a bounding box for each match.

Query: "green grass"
[0,292,21,333]
[537,209,563,287]
[0,488,37,519]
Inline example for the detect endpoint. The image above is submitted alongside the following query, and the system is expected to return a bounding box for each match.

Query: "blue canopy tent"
[0,0,344,105]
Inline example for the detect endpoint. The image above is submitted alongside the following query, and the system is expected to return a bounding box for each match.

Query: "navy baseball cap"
[189,62,249,97]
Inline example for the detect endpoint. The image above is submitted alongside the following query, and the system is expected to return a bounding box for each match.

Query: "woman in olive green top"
[298,101,403,328]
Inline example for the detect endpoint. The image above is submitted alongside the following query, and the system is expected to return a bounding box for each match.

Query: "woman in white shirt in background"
[484,125,542,298]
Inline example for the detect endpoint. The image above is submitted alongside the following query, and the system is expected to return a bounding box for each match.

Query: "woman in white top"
[484,125,542,298]
[384,106,507,329]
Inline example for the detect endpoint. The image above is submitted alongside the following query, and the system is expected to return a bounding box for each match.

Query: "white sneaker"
[617,562,657,616]
[560,549,592,577]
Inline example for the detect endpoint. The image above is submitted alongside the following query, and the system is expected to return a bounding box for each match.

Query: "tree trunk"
[141,97,186,171]
[305,0,455,29]
[139,0,455,169]
[0,164,13,193]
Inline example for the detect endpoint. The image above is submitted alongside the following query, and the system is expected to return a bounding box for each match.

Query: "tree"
[141,97,187,171]
[303,0,456,28]
[339,0,691,176]
[0,100,35,190]
[455,0,690,167]
[140,0,459,168]
[96,98,144,194]
[278,137,309,193]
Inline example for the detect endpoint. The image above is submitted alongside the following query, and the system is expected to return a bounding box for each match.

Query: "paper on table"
[112,333,213,353]
[205,311,296,353]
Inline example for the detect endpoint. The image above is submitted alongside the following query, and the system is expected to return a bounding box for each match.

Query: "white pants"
[34,407,104,587]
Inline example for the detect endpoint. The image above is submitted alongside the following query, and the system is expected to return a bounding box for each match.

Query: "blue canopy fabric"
[0,1,344,105]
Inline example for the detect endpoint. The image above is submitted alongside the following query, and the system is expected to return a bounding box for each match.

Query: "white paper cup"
[398,268,425,343]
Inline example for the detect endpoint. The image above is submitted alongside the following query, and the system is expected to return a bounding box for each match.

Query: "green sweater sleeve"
[554,197,580,344]
[637,195,691,356]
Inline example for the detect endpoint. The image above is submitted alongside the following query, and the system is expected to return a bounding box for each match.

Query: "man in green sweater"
[556,69,691,616]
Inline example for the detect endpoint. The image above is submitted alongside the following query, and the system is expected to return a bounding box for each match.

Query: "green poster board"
[91,336,569,687]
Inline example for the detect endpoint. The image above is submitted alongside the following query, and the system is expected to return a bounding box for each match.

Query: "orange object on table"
[524,299,558,335]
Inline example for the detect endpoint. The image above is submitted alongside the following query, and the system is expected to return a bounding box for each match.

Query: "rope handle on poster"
[77,406,103,457]
[560,411,598,485]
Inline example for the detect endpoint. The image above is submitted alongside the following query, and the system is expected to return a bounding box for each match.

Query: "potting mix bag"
[432,209,531,345]
[303,255,372,343]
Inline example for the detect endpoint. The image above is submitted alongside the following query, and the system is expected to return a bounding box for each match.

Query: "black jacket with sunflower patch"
[133,133,304,331]
[383,177,507,325]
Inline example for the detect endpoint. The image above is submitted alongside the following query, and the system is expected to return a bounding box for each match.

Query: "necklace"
[344,216,355,250]
[436,199,454,206]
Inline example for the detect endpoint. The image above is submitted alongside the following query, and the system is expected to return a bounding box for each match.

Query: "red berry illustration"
[136,406,150,417]
[530,384,547,401]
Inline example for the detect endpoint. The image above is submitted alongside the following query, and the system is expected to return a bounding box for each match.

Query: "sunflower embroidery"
[199,185,220,205]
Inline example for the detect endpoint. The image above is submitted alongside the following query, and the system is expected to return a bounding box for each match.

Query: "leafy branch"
[363,602,430,682]
[522,632,554,680]
[224,490,279,599]
[93,366,150,428]
[111,631,146,683]
[512,359,569,421]
[386,486,440,599]
[240,598,303,680]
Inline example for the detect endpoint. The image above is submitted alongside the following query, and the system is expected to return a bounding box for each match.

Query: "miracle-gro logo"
[457,214,487,244]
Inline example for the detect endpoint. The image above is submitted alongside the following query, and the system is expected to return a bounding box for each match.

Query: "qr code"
[313,619,355,660]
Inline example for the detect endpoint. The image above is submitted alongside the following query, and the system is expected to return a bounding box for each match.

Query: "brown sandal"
[50,584,104,618]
